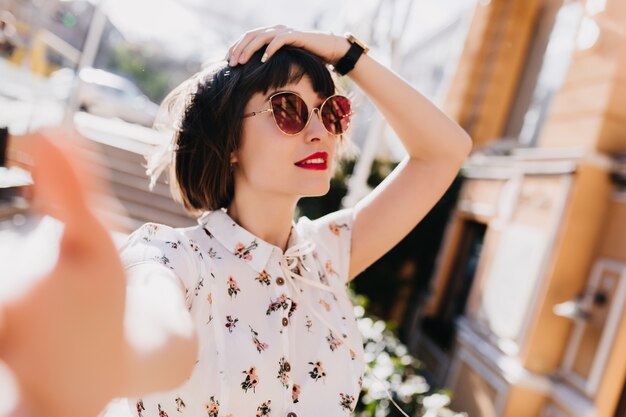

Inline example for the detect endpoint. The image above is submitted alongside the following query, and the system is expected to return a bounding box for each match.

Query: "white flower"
[423,393,451,413]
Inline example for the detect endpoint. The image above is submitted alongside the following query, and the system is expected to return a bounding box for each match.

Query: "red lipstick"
[294,151,328,171]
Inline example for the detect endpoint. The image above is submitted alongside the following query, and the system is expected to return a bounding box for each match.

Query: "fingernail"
[229,57,236,67]
[261,53,269,63]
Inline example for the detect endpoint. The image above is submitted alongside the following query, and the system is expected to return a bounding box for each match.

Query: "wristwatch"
[333,33,369,76]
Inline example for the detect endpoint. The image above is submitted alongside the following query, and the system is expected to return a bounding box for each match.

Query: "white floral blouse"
[116,208,365,417]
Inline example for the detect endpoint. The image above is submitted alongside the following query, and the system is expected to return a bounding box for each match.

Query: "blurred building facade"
[411,0,626,416]
[0,0,125,75]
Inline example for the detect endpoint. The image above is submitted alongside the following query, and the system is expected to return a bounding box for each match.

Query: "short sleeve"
[298,207,354,284]
[119,223,201,306]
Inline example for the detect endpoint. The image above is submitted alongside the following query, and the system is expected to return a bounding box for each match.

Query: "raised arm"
[229,27,472,281]
[338,37,473,280]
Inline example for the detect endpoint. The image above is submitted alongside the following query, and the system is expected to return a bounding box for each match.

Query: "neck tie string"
[279,239,410,417]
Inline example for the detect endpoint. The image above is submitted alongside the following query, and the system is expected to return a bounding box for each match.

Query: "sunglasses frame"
[242,91,352,136]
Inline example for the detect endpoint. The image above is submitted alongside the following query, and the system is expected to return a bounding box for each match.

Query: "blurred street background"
[2,0,626,417]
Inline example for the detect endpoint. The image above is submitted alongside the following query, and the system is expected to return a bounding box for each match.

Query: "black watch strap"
[334,35,367,76]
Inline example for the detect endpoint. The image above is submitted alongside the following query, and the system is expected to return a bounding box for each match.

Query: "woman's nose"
[305,108,327,140]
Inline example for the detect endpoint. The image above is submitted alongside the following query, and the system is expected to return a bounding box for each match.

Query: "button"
[287,413,297,417]
[276,277,285,286]
[284,361,291,371]
[282,317,289,326]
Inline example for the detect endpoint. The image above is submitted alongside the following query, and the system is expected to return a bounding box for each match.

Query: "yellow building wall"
[444,0,543,145]
[521,164,612,373]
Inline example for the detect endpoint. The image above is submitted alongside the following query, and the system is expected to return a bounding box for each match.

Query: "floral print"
[193,276,204,296]
[227,276,241,298]
[118,209,363,417]
[189,239,203,260]
[349,349,356,360]
[142,224,159,242]
[326,330,343,351]
[154,254,172,268]
[175,396,186,412]
[165,240,181,249]
[328,222,349,236]
[234,240,258,261]
[255,270,271,286]
[241,366,260,393]
[205,396,219,417]
[225,315,239,333]
[256,400,272,417]
[277,357,291,388]
[250,326,269,353]
[136,400,145,417]
[207,247,220,259]
[266,294,291,315]
[308,361,327,382]
[292,384,301,403]
[325,260,337,276]
[318,270,330,286]
[339,393,355,412]
[288,300,298,317]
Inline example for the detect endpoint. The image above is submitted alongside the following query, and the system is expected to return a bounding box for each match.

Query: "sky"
[98,0,477,60]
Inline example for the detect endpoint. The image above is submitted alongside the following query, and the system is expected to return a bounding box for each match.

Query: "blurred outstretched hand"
[0,128,127,417]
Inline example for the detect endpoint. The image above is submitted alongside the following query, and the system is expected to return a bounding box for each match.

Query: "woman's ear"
[229,152,238,165]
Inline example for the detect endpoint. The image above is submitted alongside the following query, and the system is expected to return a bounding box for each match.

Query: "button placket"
[282,255,312,417]
[278,240,317,416]
[272,255,296,414]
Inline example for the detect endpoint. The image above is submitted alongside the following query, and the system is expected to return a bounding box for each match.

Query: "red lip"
[294,151,328,170]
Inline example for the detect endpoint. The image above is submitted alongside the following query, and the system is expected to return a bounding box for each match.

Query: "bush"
[351,292,465,417]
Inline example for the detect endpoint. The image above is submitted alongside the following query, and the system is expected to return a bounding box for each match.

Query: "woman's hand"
[0,129,128,417]
[226,25,349,67]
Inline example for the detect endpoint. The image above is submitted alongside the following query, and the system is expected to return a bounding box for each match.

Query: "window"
[421,220,487,350]
[503,0,583,146]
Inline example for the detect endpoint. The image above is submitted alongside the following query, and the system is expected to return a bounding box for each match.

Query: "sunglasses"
[243,91,352,136]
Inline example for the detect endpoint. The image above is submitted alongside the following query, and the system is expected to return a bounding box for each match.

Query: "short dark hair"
[150,45,347,215]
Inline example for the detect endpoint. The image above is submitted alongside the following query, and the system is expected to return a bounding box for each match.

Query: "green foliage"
[350,291,465,417]
[109,44,171,102]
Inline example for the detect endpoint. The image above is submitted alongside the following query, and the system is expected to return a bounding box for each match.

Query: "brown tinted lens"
[270,93,308,134]
[320,95,351,135]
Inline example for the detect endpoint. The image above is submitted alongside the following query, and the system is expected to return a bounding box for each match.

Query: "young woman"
[2,25,471,417]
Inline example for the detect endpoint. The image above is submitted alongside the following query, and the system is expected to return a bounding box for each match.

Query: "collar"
[197,208,306,274]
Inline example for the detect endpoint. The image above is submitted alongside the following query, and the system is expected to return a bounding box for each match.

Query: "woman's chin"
[297,182,331,198]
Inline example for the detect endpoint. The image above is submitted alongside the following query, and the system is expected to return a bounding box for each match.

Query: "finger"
[227,38,245,66]
[238,25,291,64]
[238,30,287,65]
[262,33,295,63]
[0,306,4,339]
[30,131,109,258]
[31,130,90,224]
[229,29,263,66]
[230,25,286,66]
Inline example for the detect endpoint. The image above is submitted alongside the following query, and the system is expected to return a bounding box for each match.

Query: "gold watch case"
[345,33,369,54]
